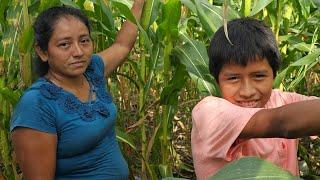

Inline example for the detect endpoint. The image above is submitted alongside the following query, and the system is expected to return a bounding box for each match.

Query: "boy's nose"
[239,80,256,98]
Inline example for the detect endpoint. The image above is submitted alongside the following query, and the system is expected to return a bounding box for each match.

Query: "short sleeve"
[89,54,105,77]
[10,90,57,134]
[191,96,262,178]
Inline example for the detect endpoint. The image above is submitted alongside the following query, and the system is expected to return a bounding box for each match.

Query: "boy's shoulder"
[193,96,229,111]
[267,89,317,107]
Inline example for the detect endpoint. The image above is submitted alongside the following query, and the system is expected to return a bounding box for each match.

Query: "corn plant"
[0,0,319,179]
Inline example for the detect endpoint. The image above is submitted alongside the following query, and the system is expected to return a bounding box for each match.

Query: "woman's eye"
[80,38,91,44]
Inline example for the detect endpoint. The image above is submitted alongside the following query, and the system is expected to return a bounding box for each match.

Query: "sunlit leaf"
[195,0,239,37]
[141,0,161,29]
[174,32,219,96]
[210,157,301,179]
[291,49,320,66]
[116,128,137,150]
[160,62,188,105]
[112,1,151,48]
[60,0,80,8]
[250,0,273,16]
[158,0,181,40]
[18,25,34,54]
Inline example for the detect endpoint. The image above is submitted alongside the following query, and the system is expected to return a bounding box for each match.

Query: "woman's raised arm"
[98,0,145,76]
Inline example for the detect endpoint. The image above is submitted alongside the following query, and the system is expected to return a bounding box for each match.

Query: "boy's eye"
[227,76,239,81]
[58,42,70,48]
[254,74,266,80]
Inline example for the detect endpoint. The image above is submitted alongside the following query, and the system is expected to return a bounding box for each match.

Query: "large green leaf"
[194,0,239,37]
[0,0,9,26]
[115,128,137,150]
[174,32,219,96]
[0,87,21,107]
[141,0,161,29]
[181,0,196,13]
[112,1,151,48]
[250,0,273,16]
[18,25,34,54]
[95,0,115,31]
[210,157,301,179]
[39,0,60,11]
[160,62,188,105]
[60,0,80,8]
[158,0,181,41]
[291,49,320,66]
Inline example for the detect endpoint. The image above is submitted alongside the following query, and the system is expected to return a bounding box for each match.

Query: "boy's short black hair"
[208,18,281,82]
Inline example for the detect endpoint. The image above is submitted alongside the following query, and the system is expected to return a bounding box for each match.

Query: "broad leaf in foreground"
[210,157,301,180]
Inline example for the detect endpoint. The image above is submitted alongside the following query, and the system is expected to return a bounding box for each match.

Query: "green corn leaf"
[116,128,137,150]
[160,62,188,105]
[141,0,161,29]
[60,0,80,8]
[97,0,115,31]
[174,32,219,96]
[181,0,196,13]
[18,25,34,54]
[112,1,151,48]
[291,49,320,66]
[158,0,181,41]
[0,0,9,26]
[250,0,273,16]
[210,157,301,179]
[195,0,239,37]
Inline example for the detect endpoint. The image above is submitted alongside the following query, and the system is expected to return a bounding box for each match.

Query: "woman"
[10,1,144,179]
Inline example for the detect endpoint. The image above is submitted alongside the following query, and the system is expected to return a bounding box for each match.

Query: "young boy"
[191,18,320,179]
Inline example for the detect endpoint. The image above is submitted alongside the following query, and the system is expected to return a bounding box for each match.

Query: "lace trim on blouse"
[39,62,112,121]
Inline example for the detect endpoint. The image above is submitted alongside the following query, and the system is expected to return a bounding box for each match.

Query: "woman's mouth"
[70,61,86,67]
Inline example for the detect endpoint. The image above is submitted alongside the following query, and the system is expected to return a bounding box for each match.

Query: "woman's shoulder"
[86,54,105,77]
[18,78,61,106]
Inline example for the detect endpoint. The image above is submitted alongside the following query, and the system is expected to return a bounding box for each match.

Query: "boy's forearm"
[275,99,320,138]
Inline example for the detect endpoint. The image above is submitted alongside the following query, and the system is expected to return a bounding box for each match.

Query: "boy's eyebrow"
[250,70,269,74]
[222,72,240,76]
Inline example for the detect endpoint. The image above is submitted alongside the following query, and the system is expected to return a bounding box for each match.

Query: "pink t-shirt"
[191,89,316,179]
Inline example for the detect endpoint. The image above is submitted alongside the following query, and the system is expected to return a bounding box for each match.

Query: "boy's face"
[218,58,274,108]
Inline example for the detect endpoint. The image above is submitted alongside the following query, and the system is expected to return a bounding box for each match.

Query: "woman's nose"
[73,43,84,57]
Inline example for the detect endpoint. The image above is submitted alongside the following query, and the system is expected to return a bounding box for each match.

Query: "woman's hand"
[98,0,145,76]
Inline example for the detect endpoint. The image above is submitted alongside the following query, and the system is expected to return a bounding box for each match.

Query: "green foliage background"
[0,0,319,179]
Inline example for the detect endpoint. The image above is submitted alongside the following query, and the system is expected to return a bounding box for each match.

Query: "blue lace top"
[10,55,129,179]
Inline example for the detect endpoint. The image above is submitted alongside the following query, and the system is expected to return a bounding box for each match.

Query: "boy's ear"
[35,45,48,62]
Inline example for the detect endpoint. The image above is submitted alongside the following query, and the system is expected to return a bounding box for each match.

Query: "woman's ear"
[35,45,48,62]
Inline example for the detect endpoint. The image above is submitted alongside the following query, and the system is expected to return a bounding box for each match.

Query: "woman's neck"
[45,70,86,91]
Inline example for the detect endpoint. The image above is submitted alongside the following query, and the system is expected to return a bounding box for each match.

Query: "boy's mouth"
[236,100,260,108]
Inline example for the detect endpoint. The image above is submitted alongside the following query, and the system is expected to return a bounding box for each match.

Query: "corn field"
[0,0,319,179]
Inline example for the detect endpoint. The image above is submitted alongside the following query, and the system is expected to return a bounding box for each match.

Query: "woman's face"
[218,58,274,108]
[38,16,93,77]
